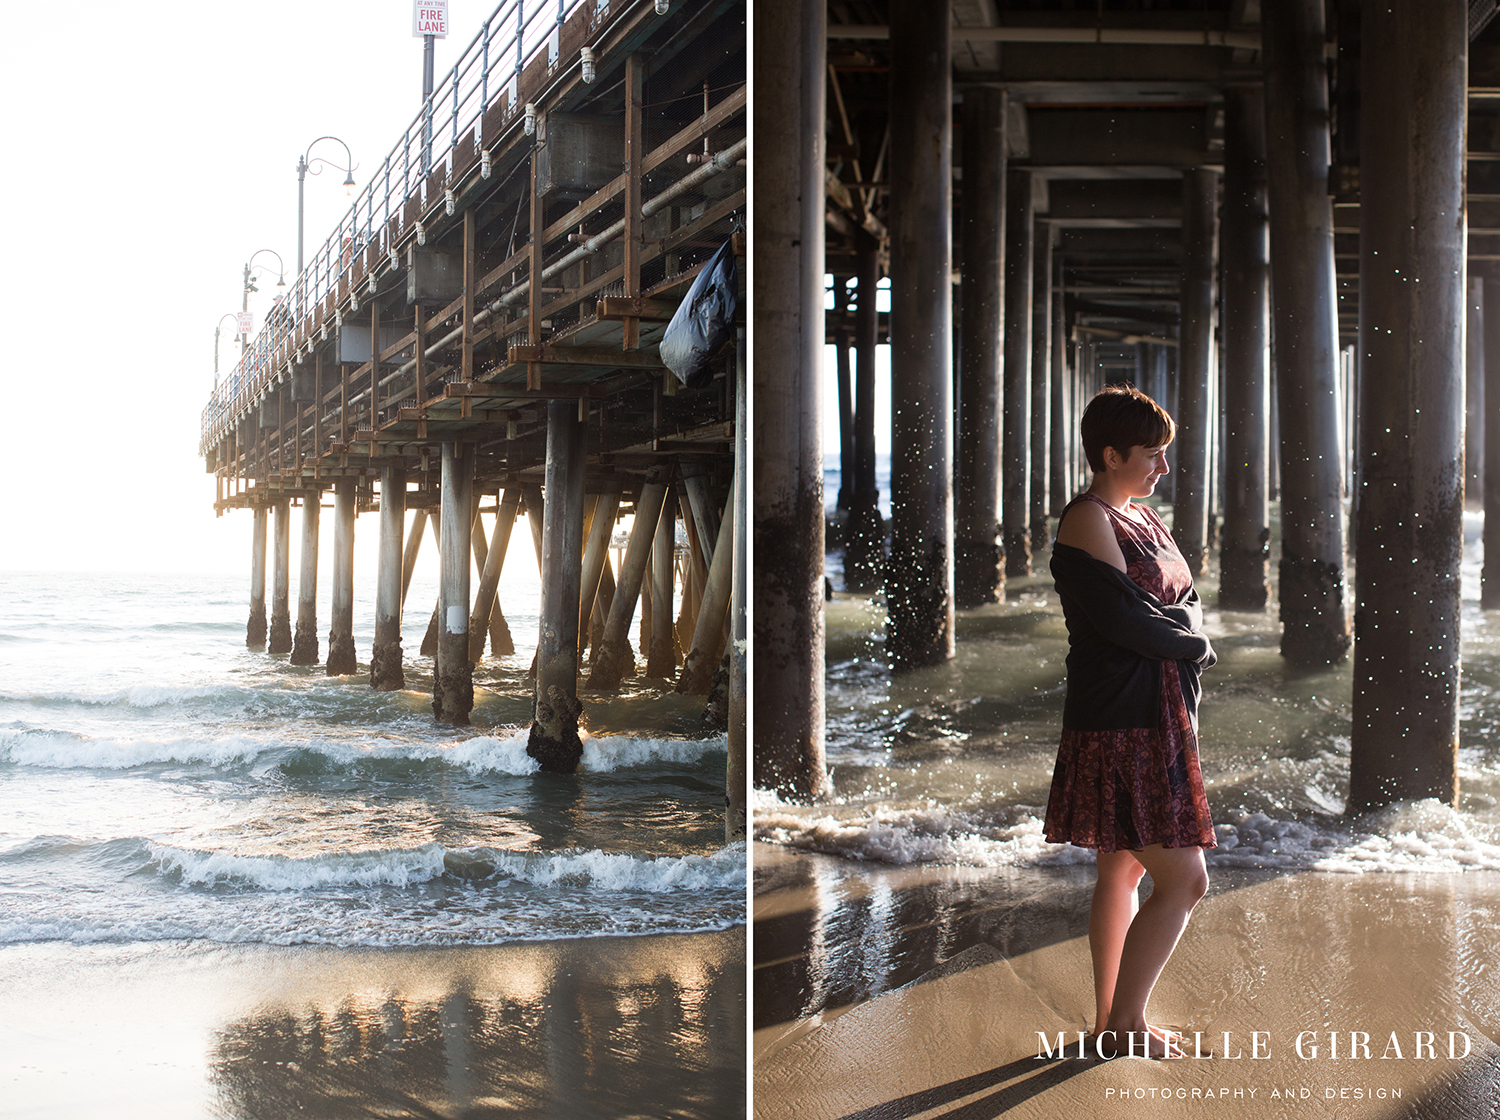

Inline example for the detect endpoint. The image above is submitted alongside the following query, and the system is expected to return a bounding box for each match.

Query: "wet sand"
[754,843,1500,1118]
[0,928,744,1119]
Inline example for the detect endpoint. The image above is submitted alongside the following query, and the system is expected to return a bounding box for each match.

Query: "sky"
[0,1,526,574]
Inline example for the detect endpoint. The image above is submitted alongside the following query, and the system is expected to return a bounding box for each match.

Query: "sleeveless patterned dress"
[1043,493,1216,852]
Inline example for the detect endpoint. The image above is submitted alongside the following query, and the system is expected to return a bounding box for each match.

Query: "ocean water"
[0,568,745,951]
[758,503,1500,876]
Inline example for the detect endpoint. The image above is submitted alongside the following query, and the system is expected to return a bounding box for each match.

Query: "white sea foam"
[755,790,1500,874]
[490,841,747,891]
[0,729,270,770]
[0,683,235,708]
[581,734,727,771]
[151,841,451,889]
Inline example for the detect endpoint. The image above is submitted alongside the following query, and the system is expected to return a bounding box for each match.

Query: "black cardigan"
[1050,541,1216,734]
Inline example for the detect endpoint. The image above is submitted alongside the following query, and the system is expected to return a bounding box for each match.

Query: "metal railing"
[203,0,600,454]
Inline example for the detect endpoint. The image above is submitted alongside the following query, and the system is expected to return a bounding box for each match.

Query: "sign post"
[413,2,448,173]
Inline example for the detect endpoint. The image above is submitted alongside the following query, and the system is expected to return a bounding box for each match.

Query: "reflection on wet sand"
[207,934,744,1120]
[754,852,1500,1118]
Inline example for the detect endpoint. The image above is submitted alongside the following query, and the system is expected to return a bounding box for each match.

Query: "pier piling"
[955,86,1007,608]
[647,495,677,678]
[588,479,668,690]
[1002,168,1034,579]
[327,480,357,676]
[1173,167,1218,578]
[1350,0,1466,812]
[372,466,406,691]
[269,499,292,655]
[290,493,321,666]
[434,444,474,724]
[528,401,587,773]
[247,506,267,648]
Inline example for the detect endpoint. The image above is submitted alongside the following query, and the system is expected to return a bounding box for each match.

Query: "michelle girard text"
[1036,1030,1475,1061]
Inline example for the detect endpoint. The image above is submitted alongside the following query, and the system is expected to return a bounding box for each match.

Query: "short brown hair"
[1080,385,1175,472]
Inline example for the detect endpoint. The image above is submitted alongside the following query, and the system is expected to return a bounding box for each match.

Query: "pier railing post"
[1350,0,1465,812]
[434,443,474,723]
[528,401,587,772]
[327,479,358,675]
[955,86,1006,607]
[269,499,293,654]
[1220,86,1272,610]
[290,491,322,666]
[1262,0,1352,663]
[372,466,407,690]
[248,505,268,648]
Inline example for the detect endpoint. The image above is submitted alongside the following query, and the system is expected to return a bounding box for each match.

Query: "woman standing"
[1045,385,1217,1060]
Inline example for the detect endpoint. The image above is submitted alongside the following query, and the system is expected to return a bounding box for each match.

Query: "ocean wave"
[0,727,724,776]
[754,790,1500,873]
[0,683,239,709]
[146,838,746,894]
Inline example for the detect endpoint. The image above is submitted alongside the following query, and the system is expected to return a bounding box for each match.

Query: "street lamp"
[214,313,241,386]
[297,136,357,276]
[242,249,287,355]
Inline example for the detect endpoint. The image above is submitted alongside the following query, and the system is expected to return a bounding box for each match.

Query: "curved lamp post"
[241,249,288,355]
[213,313,242,386]
[297,137,357,275]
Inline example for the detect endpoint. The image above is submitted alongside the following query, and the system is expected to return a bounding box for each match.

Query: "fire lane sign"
[413,1,448,37]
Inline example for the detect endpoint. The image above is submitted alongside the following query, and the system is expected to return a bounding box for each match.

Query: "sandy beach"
[0,928,744,1119]
[754,844,1500,1118]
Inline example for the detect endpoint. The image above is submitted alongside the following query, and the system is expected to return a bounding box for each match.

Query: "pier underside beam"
[528,402,587,773]
[885,0,955,670]
[754,0,831,794]
[434,443,474,724]
[327,480,358,676]
[1263,0,1352,664]
[247,506,267,648]
[1350,0,1465,813]
[955,86,1007,608]
[1220,86,1271,611]
[269,500,292,655]
[372,467,407,691]
[290,494,321,666]
[1003,168,1034,579]
[1173,167,1218,577]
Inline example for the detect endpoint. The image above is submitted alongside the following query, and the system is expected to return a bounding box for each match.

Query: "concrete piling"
[1263,0,1353,664]
[269,499,292,655]
[885,0,955,671]
[371,466,406,691]
[647,493,678,678]
[587,479,668,690]
[290,492,321,666]
[434,443,474,724]
[1173,167,1218,577]
[1220,86,1272,611]
[326,480,358,676]
[528,401,587,773]
[955,86,1006,608]
[844,233,885,591]
[1030,219,1052,552]
[247,506,268,648]
[469,489,520,663]
[1002,168,1034,578]
[1484,276,1500,608]
[1349,0,1466,812]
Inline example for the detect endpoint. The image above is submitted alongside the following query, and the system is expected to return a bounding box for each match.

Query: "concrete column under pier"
[371,466,407,691]
[753,0,832,795]
[844,233,885,591]
[587,478,669,690]
[290,492,321,666]
[647,494,677,678]
[1262,0,1352,664]
[434,444,474,724]
[1173,167,1218,577]
[727,325,748,839]
[269,499,292,654]
[1350,0,1465,812]
[327,480,357,676]
[885,0,955,669]
[1030,218,1052,551]
[1220,86,1271,611]
[470,489,521,662]
[1002,168,1034,578]
[1485,276,1500,608]
[528,401,587,773]
[247,506,268,648]
[954,86,1006,608]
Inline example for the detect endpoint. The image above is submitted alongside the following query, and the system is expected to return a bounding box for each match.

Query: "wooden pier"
[200,0,745,835]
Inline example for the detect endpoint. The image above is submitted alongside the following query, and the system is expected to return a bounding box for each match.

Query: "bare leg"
[1090,849,1145,1035]
[1100,843,1209,1058]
